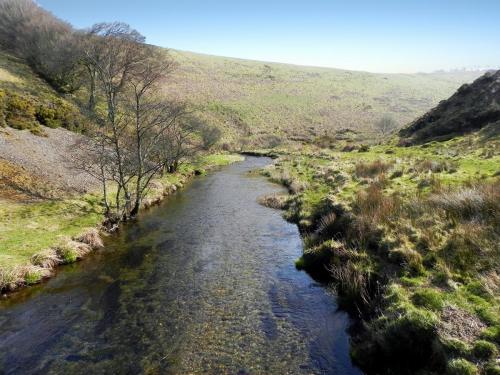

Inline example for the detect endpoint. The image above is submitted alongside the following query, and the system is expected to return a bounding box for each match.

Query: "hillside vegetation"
[167,49,484,143]
[257,75,500,374]
[400,70,500,144]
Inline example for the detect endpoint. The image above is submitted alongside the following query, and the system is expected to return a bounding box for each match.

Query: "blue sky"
[37,0,500,73]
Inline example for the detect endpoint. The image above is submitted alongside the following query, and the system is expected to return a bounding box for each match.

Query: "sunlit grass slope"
[167,49,484,141]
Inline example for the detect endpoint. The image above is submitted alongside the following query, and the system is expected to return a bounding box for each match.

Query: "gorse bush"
[0,88,84,132]
[5,92,37,130]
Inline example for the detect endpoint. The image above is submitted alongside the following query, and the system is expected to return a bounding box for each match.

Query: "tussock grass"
[354,160,392,178]
[261,138,499,374]
[329,259,373,305]
[429,182,500,223]
[75,228,104,249]
[257,193,290,209]
[447,358,479,375]
[31,248,60,269]
[415,158,457,173]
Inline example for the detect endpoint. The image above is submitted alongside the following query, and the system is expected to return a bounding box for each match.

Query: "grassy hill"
[166,49,485,142]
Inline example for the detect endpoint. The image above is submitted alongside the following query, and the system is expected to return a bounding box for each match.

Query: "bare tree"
[127,50,183,215]
[80,24,196,221]
[0,0,82,92]
[199,123,222,150]
[82,22,148,219]
[375,114,399,137]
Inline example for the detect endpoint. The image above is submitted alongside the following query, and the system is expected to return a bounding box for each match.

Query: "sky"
[37,0,500,73]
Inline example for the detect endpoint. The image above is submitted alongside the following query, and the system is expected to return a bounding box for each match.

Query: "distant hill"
[0,42,488,149]
[165,49,485,142]
[399,70,500,144]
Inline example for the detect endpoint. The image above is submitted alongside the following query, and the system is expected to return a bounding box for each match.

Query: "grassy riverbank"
[258,133,499,374]
[0,154,243,293]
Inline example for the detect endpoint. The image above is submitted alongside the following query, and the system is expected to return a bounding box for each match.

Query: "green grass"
[0,195,102,269]
[0,153,243,273]
[0,48,486,145]
[257,132,499,374]
[166,49,484,142]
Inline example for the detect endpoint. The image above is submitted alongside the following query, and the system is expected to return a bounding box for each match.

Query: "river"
[0,156,362,375]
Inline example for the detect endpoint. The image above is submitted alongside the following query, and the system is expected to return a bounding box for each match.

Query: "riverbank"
[0,154,243,294]
[256,134,499,374]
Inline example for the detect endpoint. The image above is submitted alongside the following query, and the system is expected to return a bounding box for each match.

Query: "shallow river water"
[0,157,362,375]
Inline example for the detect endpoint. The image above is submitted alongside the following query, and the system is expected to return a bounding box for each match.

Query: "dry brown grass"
[0,158,61,201]
[354,160,392,178]
[257,193,290,209]
[329,260,372,305]
[316,212,337,235]
[429,182,500,223]
[353,184,401,223]
[415,159,457,173]
[75,228,103,249]
[31,248,60,269]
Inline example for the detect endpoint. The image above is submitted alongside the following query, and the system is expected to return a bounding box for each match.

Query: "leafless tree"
[79,24,199,221]
[375,114,399,136]
[0,0,82,92]
[127,51,184,215]
[198,123,222,150]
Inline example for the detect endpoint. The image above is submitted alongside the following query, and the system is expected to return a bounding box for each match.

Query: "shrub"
[354,160,392,178]
[441,338,470,356]
[36,98,83,131]
[484,362,500,375]
[447,358,478,375]
[5,92,38,130]
[411,289,444,311]
[36,104,62,128]
[472,340,497,359]
[0,89,6,127]
[378,308,439,370]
